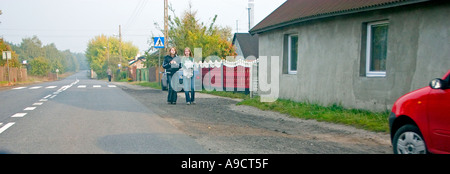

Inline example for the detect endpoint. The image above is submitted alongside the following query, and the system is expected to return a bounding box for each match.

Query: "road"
[0,71,207,153]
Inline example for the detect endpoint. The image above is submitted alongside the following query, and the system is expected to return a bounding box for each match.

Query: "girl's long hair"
[167,47,177,57]
[184,47,193,57]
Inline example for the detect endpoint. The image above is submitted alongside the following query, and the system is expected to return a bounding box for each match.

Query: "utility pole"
[164,0,168,50]
[119,25,122,65]
[107,41,110,67]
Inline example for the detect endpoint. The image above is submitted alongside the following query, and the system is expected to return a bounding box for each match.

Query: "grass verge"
[238,96,389,133]
[133,81,162,89]
[200,90,250,100]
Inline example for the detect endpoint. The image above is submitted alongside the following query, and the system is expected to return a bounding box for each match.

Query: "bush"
[30,57,50,76]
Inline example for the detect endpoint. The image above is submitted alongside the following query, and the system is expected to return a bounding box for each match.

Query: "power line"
[0,28,152,32]
[1,34,151,38]
[124,0,148,32]
[124,0,144,30]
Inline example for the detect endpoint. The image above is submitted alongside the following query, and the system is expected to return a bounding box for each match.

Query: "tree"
[15,36,44,62]
[7,36,83,75]
[43,43,66,73]
[85,34,139,79]
[0,38,20,68]
[156,3,236,60]
[62,50,79,72]
[73,52,88,70]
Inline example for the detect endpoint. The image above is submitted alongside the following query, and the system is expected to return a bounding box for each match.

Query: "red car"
[389,70,450,154]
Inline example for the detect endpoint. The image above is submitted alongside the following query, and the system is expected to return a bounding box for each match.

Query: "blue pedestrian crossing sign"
[154,37,164,48]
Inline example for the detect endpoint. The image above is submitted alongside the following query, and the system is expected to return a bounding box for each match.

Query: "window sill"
[366,73,386,78]
[287,71,297,75]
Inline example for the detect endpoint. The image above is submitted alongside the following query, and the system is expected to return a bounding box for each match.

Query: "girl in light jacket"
[181,47,195,105]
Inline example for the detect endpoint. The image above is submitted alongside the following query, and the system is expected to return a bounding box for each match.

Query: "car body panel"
[390,70,450,154]
[161,69,183,91]
[427,71,450,153]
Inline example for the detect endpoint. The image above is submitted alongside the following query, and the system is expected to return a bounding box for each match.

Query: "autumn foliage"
[165,5,236,60]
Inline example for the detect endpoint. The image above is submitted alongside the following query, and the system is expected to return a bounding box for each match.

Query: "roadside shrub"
[30,57,50,76]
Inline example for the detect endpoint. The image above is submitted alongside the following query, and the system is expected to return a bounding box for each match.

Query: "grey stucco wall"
[257,2,450,111]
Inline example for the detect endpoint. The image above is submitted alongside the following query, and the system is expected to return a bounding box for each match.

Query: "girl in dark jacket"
[162,47,181,104]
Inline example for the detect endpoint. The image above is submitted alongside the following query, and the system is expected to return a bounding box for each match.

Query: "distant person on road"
[107,68,112,82]
[162,47,181,104]
[181,47,195,105]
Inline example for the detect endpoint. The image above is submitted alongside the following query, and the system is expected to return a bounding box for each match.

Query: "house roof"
[250,0,429,34]
[129,56,146,66]
[232,33,259,58]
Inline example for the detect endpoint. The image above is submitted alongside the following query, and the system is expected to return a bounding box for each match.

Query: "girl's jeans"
[183,75,195,103]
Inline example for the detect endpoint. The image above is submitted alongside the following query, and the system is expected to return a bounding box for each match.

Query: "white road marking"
[13,87,26,90]
[71,79,79,86]
[39,99,48,102]
[24,107,36,111]
[33,102,43,105]
[11,113,27,117]
[108,85,117,88]
[77,85,86,88]
[43,94,52,99]
[46,86,57,89]
[0,122,15,134]
[57,85,70,91]
[29,86,42,89]
[50,95,57,99]
[93,85,101,88]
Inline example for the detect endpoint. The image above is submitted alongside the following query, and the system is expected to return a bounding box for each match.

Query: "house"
[250,0,450,111]
[232,33,259,59]
[129,56,146,69]
[129,56,147,81]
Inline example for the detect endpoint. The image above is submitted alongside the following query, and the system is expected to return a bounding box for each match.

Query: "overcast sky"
[0,0,286,53]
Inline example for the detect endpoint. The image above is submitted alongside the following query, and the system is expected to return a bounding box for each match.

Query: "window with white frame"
[288,34,298,74]
[366,21,388,77]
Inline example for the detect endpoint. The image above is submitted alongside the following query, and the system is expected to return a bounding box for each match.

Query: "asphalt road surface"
[0,71,207,154]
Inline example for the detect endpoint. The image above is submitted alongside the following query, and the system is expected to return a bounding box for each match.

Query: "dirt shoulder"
[115,82,392,154]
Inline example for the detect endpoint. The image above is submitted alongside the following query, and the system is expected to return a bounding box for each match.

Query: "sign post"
[154,37,165,87]
[55,69,59,80]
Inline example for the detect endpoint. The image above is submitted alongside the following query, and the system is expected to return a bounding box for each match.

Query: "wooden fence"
[0,66,28,82]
